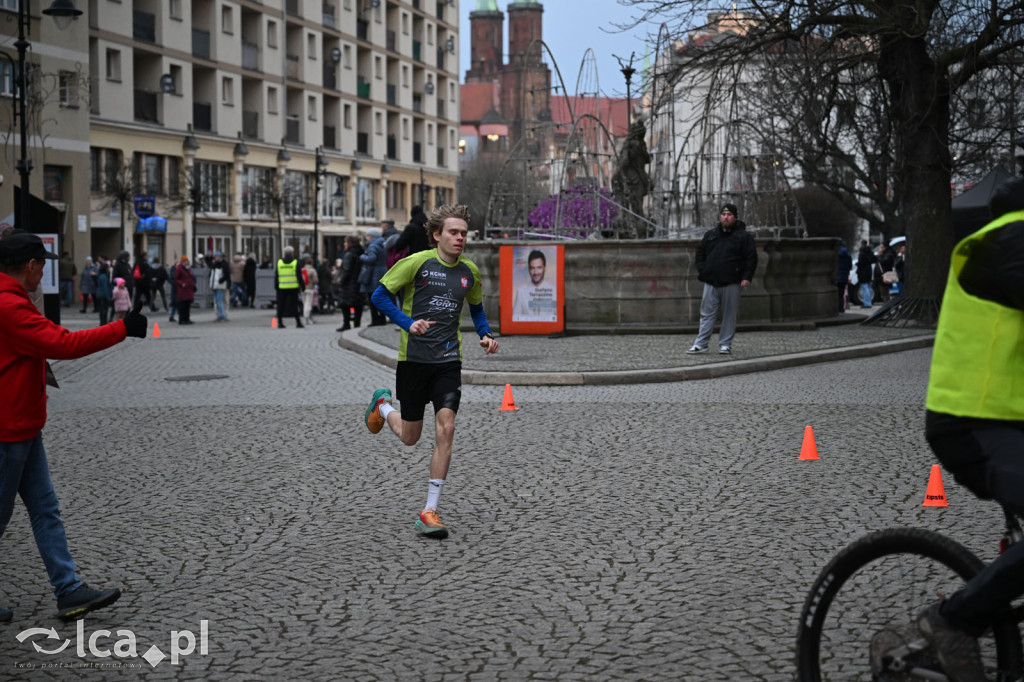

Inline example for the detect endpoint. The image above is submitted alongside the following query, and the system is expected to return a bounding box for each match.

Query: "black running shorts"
[395,360,462,422]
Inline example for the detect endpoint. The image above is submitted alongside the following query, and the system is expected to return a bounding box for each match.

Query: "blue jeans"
[0,434,81,598]
[859,282,874,307]
[213,289,228,320]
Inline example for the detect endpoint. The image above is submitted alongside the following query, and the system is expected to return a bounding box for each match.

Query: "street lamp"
[182,125,200,257]
[10,0,82,231]
[313,146,328,263]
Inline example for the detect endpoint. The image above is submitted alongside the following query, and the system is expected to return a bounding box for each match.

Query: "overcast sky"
[457,0,656,99]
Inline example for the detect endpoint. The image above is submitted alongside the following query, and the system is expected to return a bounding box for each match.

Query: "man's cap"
[366,227,382,238]
[381,218,395,226]
[721,203,739,217]
[0,231,59,265]
[214,251,223,257]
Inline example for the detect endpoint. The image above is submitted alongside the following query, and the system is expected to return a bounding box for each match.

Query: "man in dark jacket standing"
[686,203,757,355]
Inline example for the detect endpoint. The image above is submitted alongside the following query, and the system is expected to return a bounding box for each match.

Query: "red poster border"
[499,244,565,334]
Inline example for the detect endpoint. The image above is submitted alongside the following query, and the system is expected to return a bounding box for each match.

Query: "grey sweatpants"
[692,282,741,349]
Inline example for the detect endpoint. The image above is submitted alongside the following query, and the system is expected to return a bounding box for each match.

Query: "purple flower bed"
[528,186,619,238]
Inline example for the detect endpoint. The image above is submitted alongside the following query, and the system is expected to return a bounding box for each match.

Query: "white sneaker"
[719,346,731,354]
[686,345,709,354]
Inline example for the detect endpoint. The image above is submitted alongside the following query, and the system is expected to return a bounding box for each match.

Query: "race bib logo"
[427,291,460,316]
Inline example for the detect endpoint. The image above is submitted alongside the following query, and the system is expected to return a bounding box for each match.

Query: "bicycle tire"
[796,527,1023,681]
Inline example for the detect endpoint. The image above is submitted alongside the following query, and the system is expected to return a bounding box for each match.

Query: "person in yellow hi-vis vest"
[892,176,1024,682]
[274,246,305,329]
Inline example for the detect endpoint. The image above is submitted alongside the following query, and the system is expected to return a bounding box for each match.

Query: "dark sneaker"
[0,606,11,622]
[686,345,708,354]
[917,602,986,682]
[56,584,121,620]
[364,388,392,434]
[415,509,449,539]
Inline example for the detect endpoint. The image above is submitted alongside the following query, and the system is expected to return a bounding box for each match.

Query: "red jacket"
[0,272,127,442]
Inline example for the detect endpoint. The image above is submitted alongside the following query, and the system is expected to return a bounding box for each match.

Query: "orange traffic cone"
[799,425,819,460]
[152,322,161,338]
[271,317,278,328]
[500,383,519,411]
[923,464,949,507]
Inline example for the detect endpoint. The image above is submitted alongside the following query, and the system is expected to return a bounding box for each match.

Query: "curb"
[339,329,935,386]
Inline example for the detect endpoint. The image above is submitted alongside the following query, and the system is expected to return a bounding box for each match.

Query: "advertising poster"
[499,244,564,334]
[39,233,58,295]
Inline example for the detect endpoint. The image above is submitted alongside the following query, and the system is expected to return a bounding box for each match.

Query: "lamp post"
[182,125,200,258]
[419,167,426,210]
[313,146,328,263]
[10,0,82,231]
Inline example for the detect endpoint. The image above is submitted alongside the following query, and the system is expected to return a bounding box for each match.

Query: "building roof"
[550,96,634,137]
[474,0,499,10]
[460,82,499,123]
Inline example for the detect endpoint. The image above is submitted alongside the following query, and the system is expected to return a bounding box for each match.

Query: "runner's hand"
[480,336,499,355]
[409,319,436,335]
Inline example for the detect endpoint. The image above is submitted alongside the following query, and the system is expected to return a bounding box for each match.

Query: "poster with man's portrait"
[499,244,564,334]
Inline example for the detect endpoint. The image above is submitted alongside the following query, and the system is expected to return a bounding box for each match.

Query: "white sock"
[379,402,395,421]
[425,479,445,511]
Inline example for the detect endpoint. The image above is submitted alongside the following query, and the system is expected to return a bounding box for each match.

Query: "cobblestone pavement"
[1,307,999,680]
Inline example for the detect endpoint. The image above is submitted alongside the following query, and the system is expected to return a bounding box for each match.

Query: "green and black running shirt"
[378,249,484,363]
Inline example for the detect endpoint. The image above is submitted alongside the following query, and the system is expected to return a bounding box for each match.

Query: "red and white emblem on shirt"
[460,276,468,288]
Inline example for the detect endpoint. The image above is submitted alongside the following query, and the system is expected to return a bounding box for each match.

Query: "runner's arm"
[371,284,413,330]
[469,302,492,338]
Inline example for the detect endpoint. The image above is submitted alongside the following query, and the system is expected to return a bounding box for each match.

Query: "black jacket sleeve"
[959,221,1024,310]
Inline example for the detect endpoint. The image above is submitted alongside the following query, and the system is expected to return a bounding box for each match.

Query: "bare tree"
[102,158,140,256]
[627,1,1024,323]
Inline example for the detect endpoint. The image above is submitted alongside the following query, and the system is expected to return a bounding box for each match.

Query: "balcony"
[243,110,259,139]
[357,19,368,41]
[413,41,421,61]
[324,125,337,150]
[133,10,155,43]
[386,30,396,52]
[357,76,370,98]
[413,141,421,163]
[323,64,337,90]
[133,89,158,123]
[193,101,212,131]
[242,41,259,71]
[323,4,336,29]
[386,84,396,106]
[286,54,301,79]
[412,93,422,112]
[192,29,211,60]
[285,116,300,144]
[357,132,369,155]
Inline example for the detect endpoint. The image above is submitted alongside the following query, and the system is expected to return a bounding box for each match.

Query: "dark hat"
[721,203,739,217]
[990,176,1024,219]
[0,231,59,265]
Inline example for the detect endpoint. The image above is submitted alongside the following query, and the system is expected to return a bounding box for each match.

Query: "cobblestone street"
[0,309,1001,680]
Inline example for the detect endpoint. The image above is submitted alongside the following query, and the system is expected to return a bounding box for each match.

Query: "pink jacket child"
[112,277,132,318]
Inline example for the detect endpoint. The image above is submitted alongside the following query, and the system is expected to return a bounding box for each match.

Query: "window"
[449,81,455,101]
[427,24,434,45]
[168,157,180,196]
[194,161,231,214]
[105,49,122,81]
[267,86,278,114]
[241,166,276,218]
[58,71,78,107]
[308,95,317,120]
[90,148,121,192]
[449,129,455,149]
[387,181,405,210]
[355,177,378,220]
[43,166,66,203]
[267,20,278,48]
[221,5,233,34]
[402,118,409,140]
[307,33,316,59]
[402,65,409,88]
[343,103,352,129]
[323,174,347,220]
[143,154,164,195]
[222,77,234,105]
[169,65,183,95]
[169,0,182,20]
[343,45,352,69]
[402,12,409,34]
[0,0,17,10]
[375,56,382,79]
[284,170,313,218]
[0,61,13,96]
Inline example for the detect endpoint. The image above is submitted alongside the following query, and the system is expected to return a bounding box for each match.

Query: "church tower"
[465,0,503,83]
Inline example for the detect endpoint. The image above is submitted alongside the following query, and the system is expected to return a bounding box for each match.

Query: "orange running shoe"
[415,509,449,538]
[364,388,392,434]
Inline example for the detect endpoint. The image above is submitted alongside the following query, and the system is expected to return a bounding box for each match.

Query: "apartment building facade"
[85,0,459,265]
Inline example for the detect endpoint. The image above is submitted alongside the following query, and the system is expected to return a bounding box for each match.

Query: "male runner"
[363,205,499,538]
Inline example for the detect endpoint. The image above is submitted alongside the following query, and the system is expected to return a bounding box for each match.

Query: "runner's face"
[529,258,545,285]
[435,218,468,262]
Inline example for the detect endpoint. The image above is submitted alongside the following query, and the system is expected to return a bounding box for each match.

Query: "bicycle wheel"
[796,527,1023,681]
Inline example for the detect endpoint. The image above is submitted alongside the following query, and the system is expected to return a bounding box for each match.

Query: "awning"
[136,216,167,233]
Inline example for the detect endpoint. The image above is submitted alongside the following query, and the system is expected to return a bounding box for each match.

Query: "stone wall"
[464,238,837,329]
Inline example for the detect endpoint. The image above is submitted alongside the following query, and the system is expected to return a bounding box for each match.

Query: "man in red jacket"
[0,232,147,623]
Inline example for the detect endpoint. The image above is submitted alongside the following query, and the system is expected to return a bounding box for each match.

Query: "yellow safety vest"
[926,209,1024,420]
[277,259,299,289]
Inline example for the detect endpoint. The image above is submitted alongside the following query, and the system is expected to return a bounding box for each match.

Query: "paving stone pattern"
[0,308,1004,680]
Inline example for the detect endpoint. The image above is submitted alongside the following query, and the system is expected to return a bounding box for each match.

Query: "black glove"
[123,311,148,338]
[219,277,226,284]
